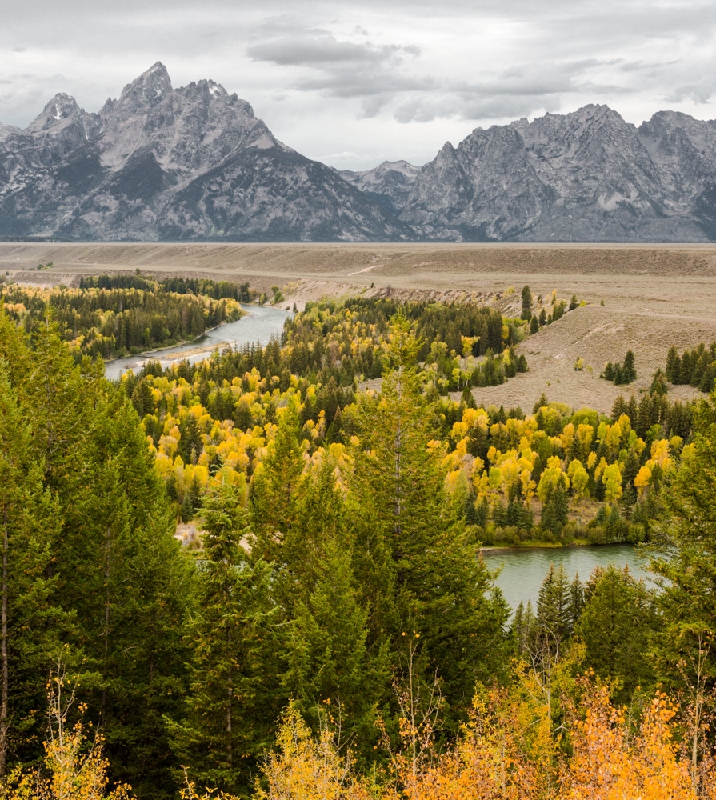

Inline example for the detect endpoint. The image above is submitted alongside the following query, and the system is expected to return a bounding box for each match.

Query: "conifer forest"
[1,278,716,800]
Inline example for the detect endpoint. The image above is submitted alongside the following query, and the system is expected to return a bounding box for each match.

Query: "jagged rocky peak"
[515,104,635,157]
[175,77,255,118]
[338,160,422,215]
[27,93,82,132]
[114,61,173,114]
[0,122,21,141]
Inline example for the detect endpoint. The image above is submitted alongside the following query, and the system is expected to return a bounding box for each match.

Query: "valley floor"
[3,241,715,412]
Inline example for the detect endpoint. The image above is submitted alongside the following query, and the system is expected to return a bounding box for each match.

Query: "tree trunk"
[226,624,233,769]
[0,506,9,777]
[101,525,111,726]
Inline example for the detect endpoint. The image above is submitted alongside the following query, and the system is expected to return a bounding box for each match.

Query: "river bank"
[104,303,292,381]
[483,542,652,610]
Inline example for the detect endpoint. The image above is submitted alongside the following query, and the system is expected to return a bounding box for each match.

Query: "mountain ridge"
[2,65,716,242]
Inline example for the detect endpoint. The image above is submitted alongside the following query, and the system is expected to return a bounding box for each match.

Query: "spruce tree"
[0,364,64,773]
[7,324,193,796]
[535,564,572,648]
[249,403,304,563]
[576,565,657,703]
[174,481,277,796]
[651,395,716,712]
[282,535,389,757]
[348,315,509,729]
[521,286,532,321]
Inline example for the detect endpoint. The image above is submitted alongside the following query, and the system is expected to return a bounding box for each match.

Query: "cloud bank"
[1,0,716,168]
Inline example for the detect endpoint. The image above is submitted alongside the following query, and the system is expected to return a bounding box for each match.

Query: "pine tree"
[521,286,532,321]
[0,364,64,773]
[576,565,657,702]
[174,481,277,796]
[61,395,192,797]
[6,324,193,796]
[651,394,716,730]
[249,403,304,563]
[666,345,679,383]
[541,484,568,534]
[622,350,636,383]
[568,573,585,632]
[282,535,388,756]
[535,564,572,649]
[348,315,509,730]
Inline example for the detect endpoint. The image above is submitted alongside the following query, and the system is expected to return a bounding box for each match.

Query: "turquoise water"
[482,545,653,611]
[104,304,291,380]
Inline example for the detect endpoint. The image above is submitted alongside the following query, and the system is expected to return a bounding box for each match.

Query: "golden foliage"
[0,723,132,800]
[254,703,370,800]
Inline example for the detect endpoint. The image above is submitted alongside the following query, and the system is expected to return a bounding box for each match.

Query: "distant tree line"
[80,274,253,302]
[1,278,244,360]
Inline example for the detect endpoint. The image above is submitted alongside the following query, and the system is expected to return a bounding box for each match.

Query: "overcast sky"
[2,0,716,169]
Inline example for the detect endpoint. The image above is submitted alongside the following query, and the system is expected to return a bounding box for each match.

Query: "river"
[104,304,292,381]
[483,544,654,612]
[104,308,654,615]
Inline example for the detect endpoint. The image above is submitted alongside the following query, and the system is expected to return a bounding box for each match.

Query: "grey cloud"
[246,29,427,113]
[666,83,715,104]
[2,0,716,168]
[248,34,418,66]
[296,70,436,99]
[395,93,557,124]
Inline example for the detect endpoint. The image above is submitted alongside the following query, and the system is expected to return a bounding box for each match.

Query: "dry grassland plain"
[2,241,716,413]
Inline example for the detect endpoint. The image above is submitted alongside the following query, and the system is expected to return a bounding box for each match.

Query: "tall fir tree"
[249,403,304,563]
[535,564,573,650]
[282,533,389,758]
[0,363,64,773]
[348,314,509,730]
[173,481,277,797]
[1,319,194,797]
[575,565,657,703]
[650,394,716,741]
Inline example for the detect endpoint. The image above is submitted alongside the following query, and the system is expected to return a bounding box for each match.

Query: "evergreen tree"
[535,564,572,649]
[521,286,532,321]
[173,482,277,796]
[666,345,680,383]
[0,364,64,773]
[282,535,389,757]
[568,573,585,632]
[348,315,509,729]
[249,404,304,563]
[622,350,636,383]
[541,484,568,534]
[651,394,716,717]
[3,322,193,796]
[576,565,657,703]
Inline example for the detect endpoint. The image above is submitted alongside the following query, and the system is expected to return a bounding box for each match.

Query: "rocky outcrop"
[338,160,421,216]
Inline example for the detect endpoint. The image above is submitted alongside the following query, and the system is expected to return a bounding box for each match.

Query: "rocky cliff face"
[0,63,409,241]
[338,161,421,216]
[3,69,716,242]
[400,105,716,241]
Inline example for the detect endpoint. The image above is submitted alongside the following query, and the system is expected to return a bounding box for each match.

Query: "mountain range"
[3,63,716,242]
